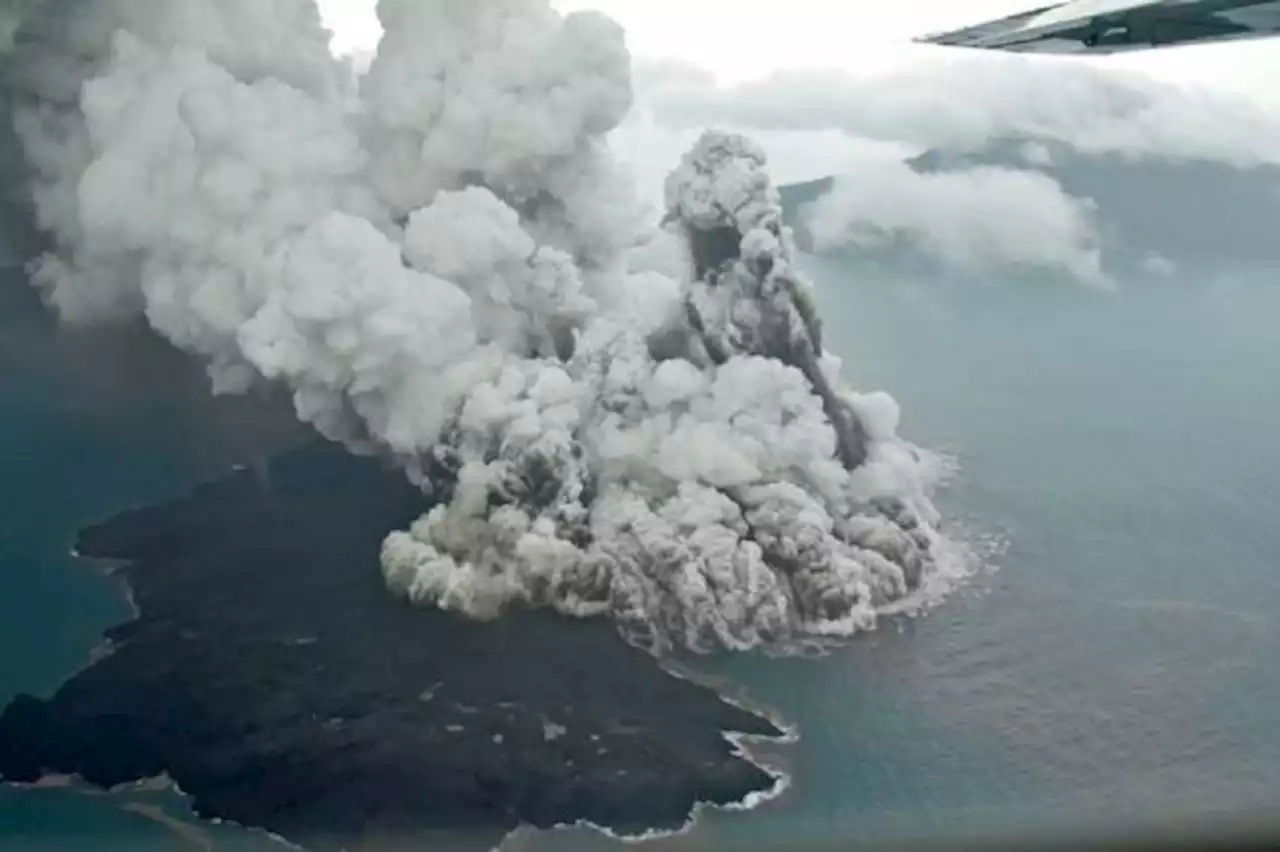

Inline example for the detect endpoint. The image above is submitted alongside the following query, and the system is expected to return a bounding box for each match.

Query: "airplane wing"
[916,0,1280,54]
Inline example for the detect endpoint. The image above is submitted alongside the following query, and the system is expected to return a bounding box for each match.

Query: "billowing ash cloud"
[5,0,953,654]
[382,131,951,652]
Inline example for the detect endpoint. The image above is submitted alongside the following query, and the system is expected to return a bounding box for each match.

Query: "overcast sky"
[316,0,1280,98]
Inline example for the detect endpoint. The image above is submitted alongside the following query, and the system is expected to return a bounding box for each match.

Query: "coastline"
[6,772,216,851]
[498,661,801,850]
[46,541,805,852]
[0,441,788,851]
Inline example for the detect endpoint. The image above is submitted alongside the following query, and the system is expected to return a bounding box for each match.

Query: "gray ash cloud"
[3,0,958,654]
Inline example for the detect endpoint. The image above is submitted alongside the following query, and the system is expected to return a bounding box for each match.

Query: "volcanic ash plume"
[380,130,949,653]
[6,0,953,654]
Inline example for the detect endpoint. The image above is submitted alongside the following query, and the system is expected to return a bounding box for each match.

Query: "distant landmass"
[782,138,1280,276]
[0,439,782,851]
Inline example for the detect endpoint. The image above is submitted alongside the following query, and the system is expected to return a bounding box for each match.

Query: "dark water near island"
[4,222,1280,851]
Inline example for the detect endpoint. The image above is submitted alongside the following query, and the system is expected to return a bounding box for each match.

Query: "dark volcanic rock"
[0,440,781,851]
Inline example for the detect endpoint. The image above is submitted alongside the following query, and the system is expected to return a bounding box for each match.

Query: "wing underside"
[916,0,1280,53]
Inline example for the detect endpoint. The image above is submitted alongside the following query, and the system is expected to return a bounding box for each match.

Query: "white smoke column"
[8,0,348,321]
[8,0,635,450]
[8,0,957,654]
[382,131,950,653]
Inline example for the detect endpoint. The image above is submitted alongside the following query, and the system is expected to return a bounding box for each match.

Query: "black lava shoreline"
[0,440,784,852]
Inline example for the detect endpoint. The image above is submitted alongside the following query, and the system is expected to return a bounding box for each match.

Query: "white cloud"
[806,163,1109,287]
[646,54,1280,167]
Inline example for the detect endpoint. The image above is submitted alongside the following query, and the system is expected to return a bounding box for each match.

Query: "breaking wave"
[3,0,967,654]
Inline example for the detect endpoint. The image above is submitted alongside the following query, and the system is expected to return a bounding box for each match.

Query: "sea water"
[520,256,1280,852]
[4,248,1280,850]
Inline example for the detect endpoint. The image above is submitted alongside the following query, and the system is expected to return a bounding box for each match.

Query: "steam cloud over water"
[4,0,959,653]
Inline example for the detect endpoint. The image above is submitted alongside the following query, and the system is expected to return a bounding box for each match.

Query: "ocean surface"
[4,244,1280,849]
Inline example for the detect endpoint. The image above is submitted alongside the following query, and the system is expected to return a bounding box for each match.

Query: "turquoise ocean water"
[4,250,1280,849]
